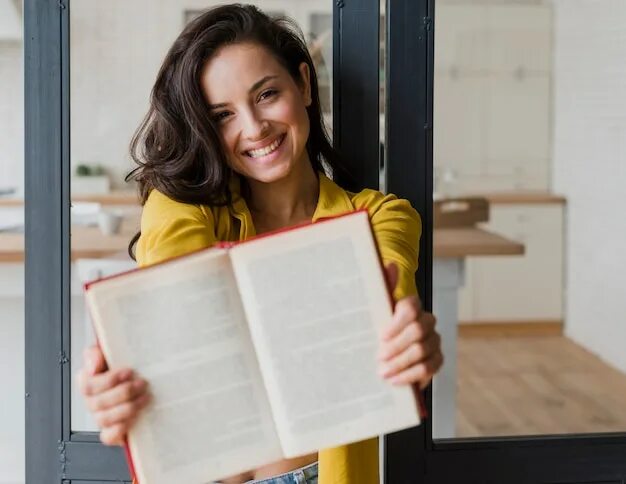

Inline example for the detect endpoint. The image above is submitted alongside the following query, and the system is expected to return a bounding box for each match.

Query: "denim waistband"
[245,461,318,484]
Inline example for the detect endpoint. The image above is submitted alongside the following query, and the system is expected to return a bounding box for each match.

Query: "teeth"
[247,136,283,158]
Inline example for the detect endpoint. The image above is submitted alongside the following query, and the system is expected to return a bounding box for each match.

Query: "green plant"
[75,164,106,177]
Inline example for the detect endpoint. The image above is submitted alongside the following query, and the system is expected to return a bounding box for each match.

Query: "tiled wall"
[552,0,626,373]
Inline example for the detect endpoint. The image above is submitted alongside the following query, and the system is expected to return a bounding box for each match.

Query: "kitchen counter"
[434,227,524,258]
[0,190,139,207]
[0,225,523,262]
[0,218,139,262]
[468,192,566,205]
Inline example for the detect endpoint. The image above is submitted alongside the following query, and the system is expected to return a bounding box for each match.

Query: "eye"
[212,111,231,123]
[258,89,278,102]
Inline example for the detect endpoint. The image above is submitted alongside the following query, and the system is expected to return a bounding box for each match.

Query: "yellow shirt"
[136,172,422,484]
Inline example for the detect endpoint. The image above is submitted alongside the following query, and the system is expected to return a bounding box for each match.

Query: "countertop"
[0,223,524,262]
[0,191,139,207]
[467,192,566,205]
[433,227,524,258]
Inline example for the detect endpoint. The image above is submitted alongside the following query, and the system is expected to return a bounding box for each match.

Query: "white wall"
[552,0,626,372]
[0,266,24,484]
[0,0,331,193]
[0,41,23,196]
[70,0,330,190]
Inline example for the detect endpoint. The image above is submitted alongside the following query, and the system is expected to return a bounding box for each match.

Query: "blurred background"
[1,0,625,482]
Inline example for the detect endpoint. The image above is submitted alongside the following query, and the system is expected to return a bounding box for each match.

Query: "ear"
[298,62,313,107]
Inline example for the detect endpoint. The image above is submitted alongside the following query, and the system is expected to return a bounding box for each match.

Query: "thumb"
[384,262,399,294]
[84,345,107,375]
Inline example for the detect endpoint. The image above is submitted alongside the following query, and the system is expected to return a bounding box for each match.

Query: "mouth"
[243,134,286,159]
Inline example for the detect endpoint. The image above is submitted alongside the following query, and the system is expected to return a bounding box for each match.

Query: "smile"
[244,134,286,158]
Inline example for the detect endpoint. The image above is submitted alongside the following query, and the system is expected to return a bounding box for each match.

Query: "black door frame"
[25,0,626,482]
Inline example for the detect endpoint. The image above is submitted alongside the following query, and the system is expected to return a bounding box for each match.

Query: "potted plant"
[72,163,110,194]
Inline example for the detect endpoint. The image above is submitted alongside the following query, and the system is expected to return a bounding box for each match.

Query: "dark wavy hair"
[126,3,351,257]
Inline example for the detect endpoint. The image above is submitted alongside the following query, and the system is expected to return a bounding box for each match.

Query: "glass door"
[425,0,626,482]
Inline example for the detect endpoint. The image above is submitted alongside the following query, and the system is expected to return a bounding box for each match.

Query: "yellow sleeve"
[135,189,217,267]
[354,189,422,301]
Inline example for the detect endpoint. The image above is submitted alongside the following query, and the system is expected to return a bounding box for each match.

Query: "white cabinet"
[434,76,484,178]
[458,204,564,323]
[484,76,551,182]
[434,3,553,194]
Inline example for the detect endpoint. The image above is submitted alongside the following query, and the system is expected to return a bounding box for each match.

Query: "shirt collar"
[229,171,354,239]
[312,171,354,221]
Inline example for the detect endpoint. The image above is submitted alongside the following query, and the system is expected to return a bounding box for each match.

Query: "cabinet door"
[435,5,488,74]
[472,205,564,322]
[458,258,476,322]
[486,4,552,74]
[434,76,484,180]
[484,76,551,187]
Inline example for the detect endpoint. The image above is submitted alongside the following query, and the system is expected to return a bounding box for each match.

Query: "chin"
[247,164,293,184]
[233,155,297,184]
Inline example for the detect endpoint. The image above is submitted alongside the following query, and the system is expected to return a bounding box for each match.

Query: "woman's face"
[201,42,312,184]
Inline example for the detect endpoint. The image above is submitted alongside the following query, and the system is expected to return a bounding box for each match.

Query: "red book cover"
[124,439,138,483]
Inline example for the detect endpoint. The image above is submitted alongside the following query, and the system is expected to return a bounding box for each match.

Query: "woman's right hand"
[76,345,151,446]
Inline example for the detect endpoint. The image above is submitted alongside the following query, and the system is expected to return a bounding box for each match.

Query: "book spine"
[124,439,139,483]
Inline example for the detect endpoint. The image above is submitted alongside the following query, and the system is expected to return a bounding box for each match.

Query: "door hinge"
[336,0,345,8]
[58,1,66,9]
[58,351,69,365]
[58,439,67,476]
[423,16,433,32]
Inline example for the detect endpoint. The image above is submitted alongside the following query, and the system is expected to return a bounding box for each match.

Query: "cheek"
[220,126,239,156]
[278,101,310,144]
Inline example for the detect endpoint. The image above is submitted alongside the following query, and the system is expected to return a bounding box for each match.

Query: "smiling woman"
[76,4,442,484]
[201,42,315,199]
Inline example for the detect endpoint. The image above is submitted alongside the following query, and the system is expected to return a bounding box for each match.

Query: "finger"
[378,315,438,361]
[94,392,150,429]
[379,331,440,378]
[79,367,135,398]
[384,262,399,293]
[378,342,422,378]
[83,345,107,375]
[388,351,444,388]
[381,296,423,341]
[99,422,129,446]
[88,378,148,412]
[378,322,420,361]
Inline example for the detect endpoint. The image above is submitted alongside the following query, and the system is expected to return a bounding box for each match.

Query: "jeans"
[244,461,318,484]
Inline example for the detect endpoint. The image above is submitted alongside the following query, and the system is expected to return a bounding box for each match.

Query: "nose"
[241,109,269,141]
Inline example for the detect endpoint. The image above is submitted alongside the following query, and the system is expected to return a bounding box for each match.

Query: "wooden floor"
[456,335,626,437]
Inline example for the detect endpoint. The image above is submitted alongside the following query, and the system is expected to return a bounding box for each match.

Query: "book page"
[230,212,420,457]
[86,249,282,484]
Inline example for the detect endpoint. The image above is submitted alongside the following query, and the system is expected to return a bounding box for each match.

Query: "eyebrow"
[208,75,278,110]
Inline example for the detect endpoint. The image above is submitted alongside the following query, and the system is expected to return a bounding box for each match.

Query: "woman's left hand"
[378,263,443,389]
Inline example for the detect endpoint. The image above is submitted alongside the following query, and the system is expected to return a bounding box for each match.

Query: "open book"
[85,210,422,484]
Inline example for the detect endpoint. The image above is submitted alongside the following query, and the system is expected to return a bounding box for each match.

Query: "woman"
[77,4,443,484]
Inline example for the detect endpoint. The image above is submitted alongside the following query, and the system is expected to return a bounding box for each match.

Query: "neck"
[245,161,319,230]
